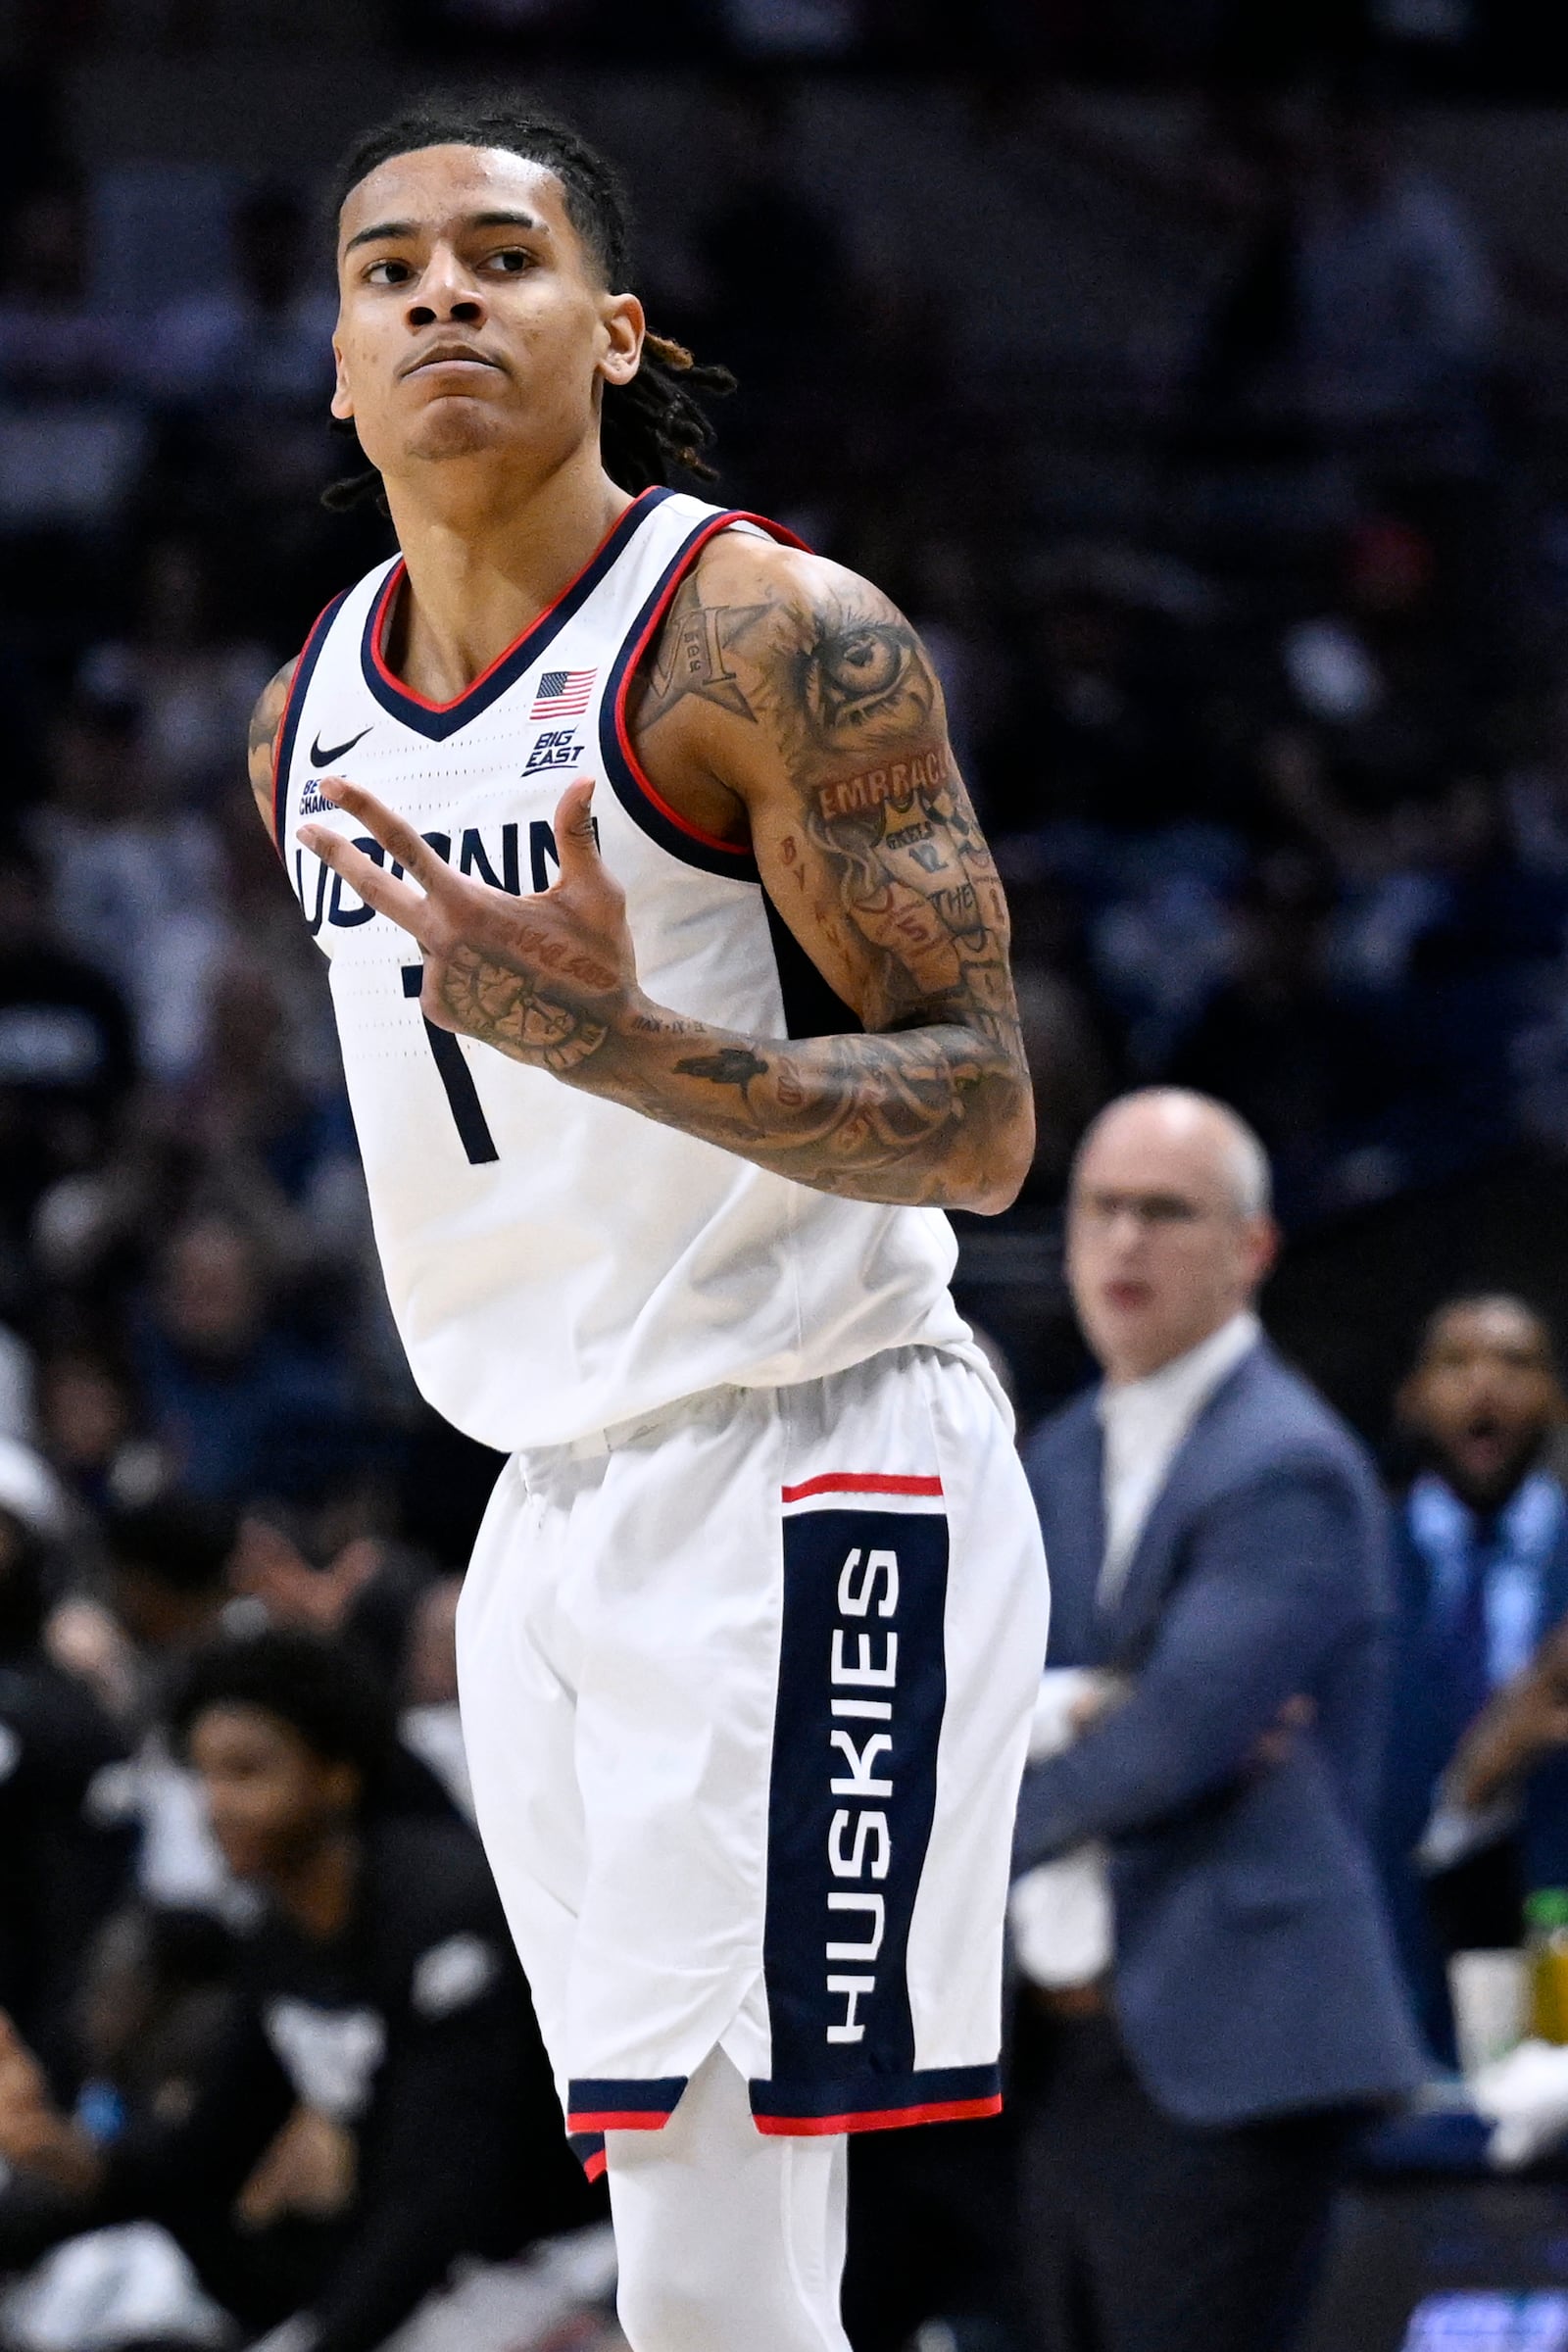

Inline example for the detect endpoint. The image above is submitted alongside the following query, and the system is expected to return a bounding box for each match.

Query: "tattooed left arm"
[299,546,1033,1213]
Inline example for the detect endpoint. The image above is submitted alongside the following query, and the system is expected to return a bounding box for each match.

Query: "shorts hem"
[566,2075,688,2132]
[748,2062,1002,2135]
[568,2131,608,2180]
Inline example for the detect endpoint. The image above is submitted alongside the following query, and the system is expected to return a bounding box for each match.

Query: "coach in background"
[1380,1296,1568,2061]
[1012,1088,1422,2352]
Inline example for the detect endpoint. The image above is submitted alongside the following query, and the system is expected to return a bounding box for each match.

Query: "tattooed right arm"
[247,658,297,844]
[298,540,1035,1215]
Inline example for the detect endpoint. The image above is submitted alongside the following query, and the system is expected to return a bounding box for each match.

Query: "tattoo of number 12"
[402,966,500,1164]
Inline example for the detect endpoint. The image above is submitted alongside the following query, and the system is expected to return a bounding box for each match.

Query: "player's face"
[332,144,643,484]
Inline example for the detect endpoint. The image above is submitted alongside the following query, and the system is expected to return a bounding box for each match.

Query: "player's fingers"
[298,826,436,944]
[315,779,453,894]
[550,777,602,883]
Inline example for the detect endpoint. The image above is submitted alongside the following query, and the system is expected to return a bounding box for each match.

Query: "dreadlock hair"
[323,97,734,511]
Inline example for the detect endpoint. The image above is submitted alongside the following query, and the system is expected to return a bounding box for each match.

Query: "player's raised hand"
[297,778,462,952]
[299,776,640,1079]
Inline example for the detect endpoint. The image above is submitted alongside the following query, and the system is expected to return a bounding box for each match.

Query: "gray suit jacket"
[1015,1338,1424,2125]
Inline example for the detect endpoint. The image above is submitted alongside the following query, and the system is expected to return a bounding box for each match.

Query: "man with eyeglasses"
[1010,1087,1421,2352]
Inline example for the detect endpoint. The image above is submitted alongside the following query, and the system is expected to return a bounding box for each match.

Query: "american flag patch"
[530,668,596,719]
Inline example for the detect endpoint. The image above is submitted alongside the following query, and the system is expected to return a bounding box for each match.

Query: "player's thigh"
[456,1455,584,2057]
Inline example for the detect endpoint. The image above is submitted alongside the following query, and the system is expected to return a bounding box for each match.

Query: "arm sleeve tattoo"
[246,658,298,841]
[433,559,1035,1213]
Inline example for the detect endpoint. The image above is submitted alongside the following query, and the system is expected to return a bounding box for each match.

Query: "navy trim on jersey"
[760,1502,951,2127]
[359,487,673,741]
[272,588,351,854]
[599,507,807,884]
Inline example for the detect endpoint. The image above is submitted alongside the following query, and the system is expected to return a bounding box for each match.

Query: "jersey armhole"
[599,511,808,884]
[270,588,352,858]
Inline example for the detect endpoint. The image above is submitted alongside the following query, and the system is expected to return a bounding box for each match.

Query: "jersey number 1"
[403,966,500,1164]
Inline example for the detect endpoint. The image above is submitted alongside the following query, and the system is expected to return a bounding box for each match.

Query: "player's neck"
[383,447,632,706]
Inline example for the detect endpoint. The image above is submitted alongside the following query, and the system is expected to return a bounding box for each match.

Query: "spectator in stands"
[1168,854,1387,1222]
[0,180,145,541]
[0,834,137,1307]
[147,185,335,416]
[1292,91,1494,466]
[133,1215,356,1502]
[0,1474,131,2076]
[1194,89,1494,476]
[99,1498,237,1708]
[79,533,274,810]
[984,546,1207,841]
[228,1498,437,1691]
[691,80,852,476]
[34,1346,162,1521]
[1380,1295,1568,2061]
[0,181,128,398]
[398,1575,471,1823]
[0,1629,597,2352]
[46,1496,242,1915]
[1012,1087,1421,2352]
[0,1904,243,2352]
[40,691,231,1088]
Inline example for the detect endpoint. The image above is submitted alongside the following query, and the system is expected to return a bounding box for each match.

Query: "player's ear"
[597,292,644,389]
[330,337,355,423]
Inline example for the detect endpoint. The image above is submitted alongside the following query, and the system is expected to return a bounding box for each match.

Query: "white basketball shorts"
[454,1343,1051,2181]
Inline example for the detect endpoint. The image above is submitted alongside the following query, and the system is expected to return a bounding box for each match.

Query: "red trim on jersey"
[369,488,662,714]
[583,2148,608,2181]
[269,592,341,856]
[754,2093,1003,2135]
[566,2107,676,2133]
[780,1472,945,1504]
[612,510,809,857]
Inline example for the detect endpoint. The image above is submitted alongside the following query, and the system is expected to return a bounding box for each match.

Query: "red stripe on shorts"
[780,1473,945,1503]
[754,2093,1003,2134]
[567,2108,677,2132]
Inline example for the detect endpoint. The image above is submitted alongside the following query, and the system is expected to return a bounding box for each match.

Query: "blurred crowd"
[3,32,1568,2350]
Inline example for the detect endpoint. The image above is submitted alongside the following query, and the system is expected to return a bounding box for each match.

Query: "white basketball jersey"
[274,488,969,1453]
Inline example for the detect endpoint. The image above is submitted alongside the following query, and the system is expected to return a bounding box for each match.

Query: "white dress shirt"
[1010,1308,1260,1990]
[1097,1309,1261,1609]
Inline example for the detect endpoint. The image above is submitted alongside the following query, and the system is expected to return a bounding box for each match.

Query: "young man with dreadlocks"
[248,100,1049,2352]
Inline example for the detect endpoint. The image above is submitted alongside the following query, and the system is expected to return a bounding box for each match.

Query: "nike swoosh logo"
[310,726,371,767]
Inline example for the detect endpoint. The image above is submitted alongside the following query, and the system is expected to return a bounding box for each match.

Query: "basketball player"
[249,101,1050,2352]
